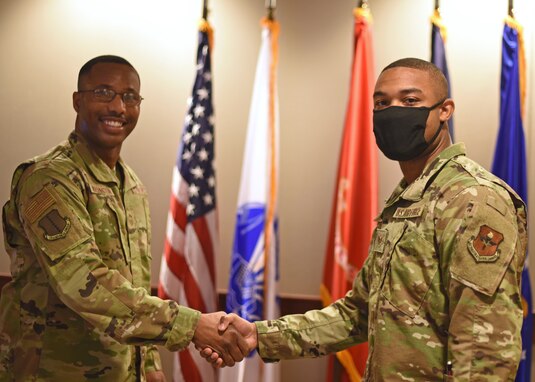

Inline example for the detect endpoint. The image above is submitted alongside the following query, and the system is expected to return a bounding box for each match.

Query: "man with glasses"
[0,55,246,381]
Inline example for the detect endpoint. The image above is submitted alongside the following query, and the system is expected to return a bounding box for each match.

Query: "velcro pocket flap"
[22,185,91,261]
[450,201,517,297]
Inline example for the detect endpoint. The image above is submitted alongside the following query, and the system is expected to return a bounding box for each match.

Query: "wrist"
[252,322,259,349]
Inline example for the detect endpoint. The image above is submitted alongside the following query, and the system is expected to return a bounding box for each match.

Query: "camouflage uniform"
[0,132,200,381]
[256,144,527,381]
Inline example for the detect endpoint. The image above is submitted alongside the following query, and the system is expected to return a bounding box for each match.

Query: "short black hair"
[381,57,448,100]
[77,55,139,90]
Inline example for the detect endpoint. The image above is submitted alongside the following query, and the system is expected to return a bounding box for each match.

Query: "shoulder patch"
[450,199,517,296]
[20,182,91,261]
[468,225,504,262]
[25,188,55,223]
[38,209,71,240]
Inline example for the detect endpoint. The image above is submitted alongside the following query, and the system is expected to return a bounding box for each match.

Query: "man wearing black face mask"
[372,57,453,177]
[202,58,527,381]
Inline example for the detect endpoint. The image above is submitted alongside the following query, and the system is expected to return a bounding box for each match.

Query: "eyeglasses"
[78,88,143,106]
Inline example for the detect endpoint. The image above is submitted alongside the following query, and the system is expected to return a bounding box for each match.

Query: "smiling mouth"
[102,119,126,128]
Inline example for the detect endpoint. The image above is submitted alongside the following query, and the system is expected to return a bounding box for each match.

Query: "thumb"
[218,313,235,331]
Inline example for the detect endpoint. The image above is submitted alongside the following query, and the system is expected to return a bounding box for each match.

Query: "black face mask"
[373,99,445,161]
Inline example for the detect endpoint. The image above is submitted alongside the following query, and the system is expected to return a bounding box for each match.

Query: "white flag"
[221,17,280,382]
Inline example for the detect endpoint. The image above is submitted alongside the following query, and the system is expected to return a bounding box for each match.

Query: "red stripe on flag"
[157,284,170,300]
[191,217,216,285]
[178,350,203,382]
[169,192,187,231]
[163,239,207,312]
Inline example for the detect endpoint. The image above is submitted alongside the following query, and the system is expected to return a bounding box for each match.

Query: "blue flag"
[491,18,532,382]
[430,10,454,141]
[222,18,281,382]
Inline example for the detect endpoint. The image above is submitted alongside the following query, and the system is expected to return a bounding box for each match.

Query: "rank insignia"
[38,209,71,241]
[468,225,504,262]
[373,229,388,253]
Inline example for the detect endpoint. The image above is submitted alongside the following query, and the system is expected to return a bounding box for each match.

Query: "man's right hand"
[192,312,250,367]
[199,313,258,368]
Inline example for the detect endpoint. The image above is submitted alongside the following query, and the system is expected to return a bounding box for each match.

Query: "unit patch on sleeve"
[38,209,71,241]
[468,225,504,263]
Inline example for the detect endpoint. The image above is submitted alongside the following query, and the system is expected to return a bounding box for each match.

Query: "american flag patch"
[25,188,55,223]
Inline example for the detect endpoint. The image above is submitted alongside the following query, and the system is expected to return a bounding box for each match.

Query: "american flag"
[158,21,219,382]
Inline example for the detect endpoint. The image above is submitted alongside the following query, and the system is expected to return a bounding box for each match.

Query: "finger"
[210,352,219,361]
[224,328,246,363]
[218,348,235,367]
[205,350,220,365]
[199,347,213,359]
[218,314,234,331]
[217,316,230,332]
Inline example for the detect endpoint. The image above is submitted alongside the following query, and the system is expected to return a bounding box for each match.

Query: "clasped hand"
[192,312,257,368]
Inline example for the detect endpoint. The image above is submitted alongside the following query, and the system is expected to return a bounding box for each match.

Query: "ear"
[73,91,81,113]
[439,99,455,122]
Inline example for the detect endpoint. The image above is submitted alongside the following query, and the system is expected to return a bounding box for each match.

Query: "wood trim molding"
[216,291,323,315]
[0,275,323,315]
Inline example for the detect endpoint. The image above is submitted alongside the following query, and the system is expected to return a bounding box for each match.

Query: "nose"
[389,100,404,107]
[107,93,127,113]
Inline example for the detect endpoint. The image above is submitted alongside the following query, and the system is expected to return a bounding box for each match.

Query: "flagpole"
[435,0,439,10]
[263,3,281,381]
[265,0,276,20]
[202,0,208,20]
[358,0,368,8]
[263,0,277,324]
[508,0,514,17]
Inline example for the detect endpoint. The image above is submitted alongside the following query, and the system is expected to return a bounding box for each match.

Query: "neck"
[93,147,121,169]
[399,132,451,184]
[74,124,121,169]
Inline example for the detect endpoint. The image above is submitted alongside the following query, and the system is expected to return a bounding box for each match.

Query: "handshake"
[192,312,258,368]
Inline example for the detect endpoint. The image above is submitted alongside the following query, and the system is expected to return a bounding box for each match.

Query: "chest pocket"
[368,222,406,294]
[86,183,131,275]
[123,185,151,287]
[380,222,438,318]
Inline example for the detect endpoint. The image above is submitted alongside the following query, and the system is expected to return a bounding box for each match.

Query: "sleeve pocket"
[22,185,91,261]
[450,201,517,297]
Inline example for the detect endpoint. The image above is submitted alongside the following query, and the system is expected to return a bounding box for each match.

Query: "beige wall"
[1,0,534,380]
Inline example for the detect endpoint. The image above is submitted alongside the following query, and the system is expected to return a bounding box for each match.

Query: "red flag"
[158,19,219,382]
[321,6,377,382]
